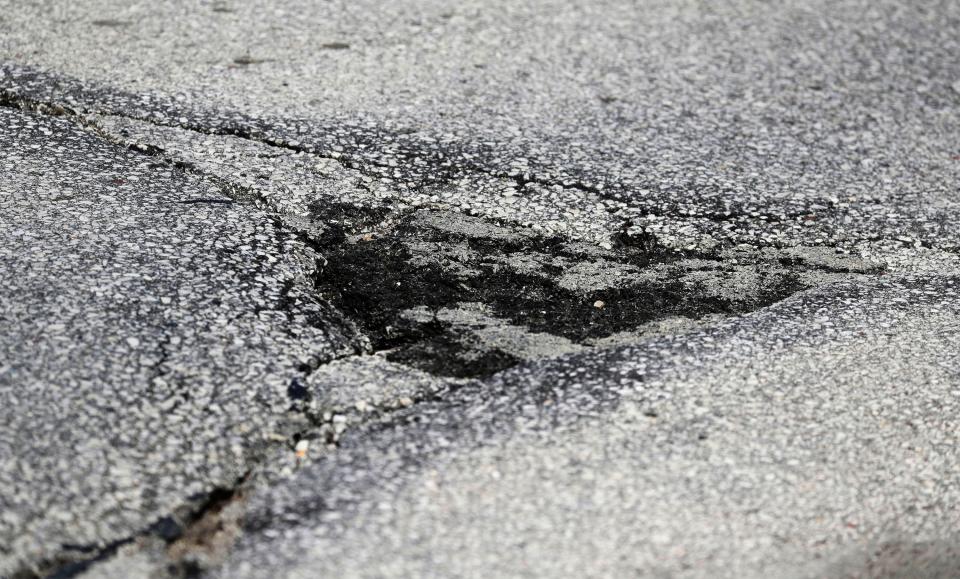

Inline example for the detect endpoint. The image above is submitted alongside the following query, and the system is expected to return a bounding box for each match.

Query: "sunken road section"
[310,205,818,379]
[0,69,885,577]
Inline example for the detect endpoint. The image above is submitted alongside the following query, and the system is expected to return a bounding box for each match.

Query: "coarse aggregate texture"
[0,106,362,576]
[1,0,960,577]
[303,355,452,417]
[2,0,960,253]
[221,275,960,579]
[86,114,624,245]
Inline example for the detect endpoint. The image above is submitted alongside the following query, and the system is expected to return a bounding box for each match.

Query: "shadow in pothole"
[310,205,806,379]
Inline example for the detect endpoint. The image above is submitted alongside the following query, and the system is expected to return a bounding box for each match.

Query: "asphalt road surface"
[1,1,959,577]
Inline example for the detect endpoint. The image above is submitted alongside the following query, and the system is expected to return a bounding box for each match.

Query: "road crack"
[0,61,888,578]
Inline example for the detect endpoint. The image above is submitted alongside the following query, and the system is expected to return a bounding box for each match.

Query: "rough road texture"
[0,107,364,576]
[1,0,959,577]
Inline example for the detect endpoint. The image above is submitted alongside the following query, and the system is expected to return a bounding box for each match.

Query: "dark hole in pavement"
[310,205,805,379]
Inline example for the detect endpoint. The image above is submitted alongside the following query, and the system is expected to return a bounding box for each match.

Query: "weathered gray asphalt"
[0,106,364,575]
[1,0,959,577]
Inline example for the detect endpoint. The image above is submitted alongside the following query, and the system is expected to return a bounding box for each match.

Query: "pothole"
[311,206,809,379]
